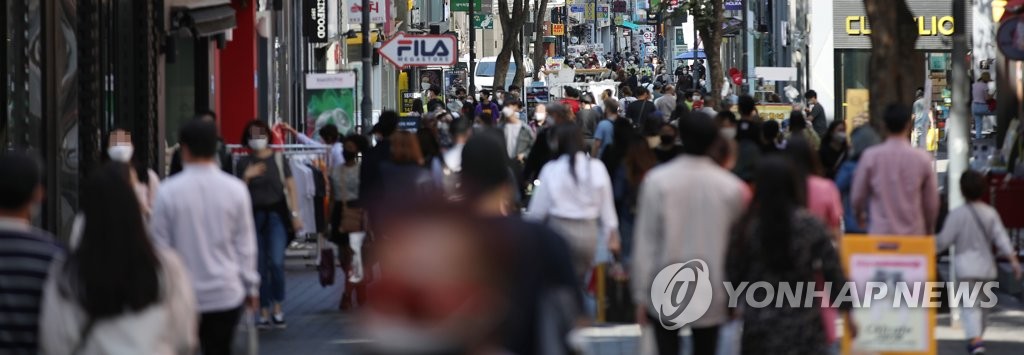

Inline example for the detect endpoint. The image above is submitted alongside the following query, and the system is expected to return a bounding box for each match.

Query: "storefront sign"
[724,0,743,11]
[755,104,792,121]
[832,0,972,50]
[400,91,421,114]
[451,0,483,12]
[612,1,627,13]
[303,0,329,43]
[305,73,358,135]
[552,24,565,36]
[347,0,386,25]
[473,13,494,29]
[378,33,457,68]
[844,16,955,36]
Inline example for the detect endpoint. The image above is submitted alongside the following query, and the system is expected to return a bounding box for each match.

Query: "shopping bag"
[232,308,258,355]
[348,232,366,283]
[318,248,336,287]
[926,127,939,152]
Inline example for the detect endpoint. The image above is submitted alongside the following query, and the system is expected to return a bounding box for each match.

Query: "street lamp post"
[469,0,476,98]
[361,0,372,135]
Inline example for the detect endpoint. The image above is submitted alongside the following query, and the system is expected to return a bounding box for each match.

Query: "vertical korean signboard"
[303,0,329,43]
[306,73,358,135]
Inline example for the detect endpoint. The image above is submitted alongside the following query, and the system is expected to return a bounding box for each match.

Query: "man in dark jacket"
[461,132,582,355]
[805,90,828,137]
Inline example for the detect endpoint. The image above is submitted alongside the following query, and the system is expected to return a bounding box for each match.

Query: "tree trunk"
[863,0,924,133]
[494,0,526,92]
[698,0,725,110]
[532,0,550,79]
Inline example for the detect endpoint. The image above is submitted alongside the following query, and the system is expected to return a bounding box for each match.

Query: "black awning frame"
[170,4,237,38]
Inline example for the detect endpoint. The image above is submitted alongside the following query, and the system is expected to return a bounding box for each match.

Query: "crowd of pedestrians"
[0,81,1020,355]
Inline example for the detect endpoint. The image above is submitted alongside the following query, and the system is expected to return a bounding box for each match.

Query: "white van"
[471,56,534,93]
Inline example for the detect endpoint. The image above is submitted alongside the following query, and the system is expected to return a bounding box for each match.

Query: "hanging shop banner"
[303,0,329,43]
[347,0,387,25]
[840,235,937,355]
[305,73,358,136]
[724,0,743,11]
[552,24,565,36]
[832,0,972,50]
[452,0,483,12]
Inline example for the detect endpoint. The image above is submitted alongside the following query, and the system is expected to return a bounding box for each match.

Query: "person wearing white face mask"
[107,128,161,218]
[234,120,301,329]
[499,99,534,164]
[530,104,548,133]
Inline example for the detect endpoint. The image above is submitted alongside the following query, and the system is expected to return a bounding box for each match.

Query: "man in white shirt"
[150,120,259,355]
[632,112,748,355]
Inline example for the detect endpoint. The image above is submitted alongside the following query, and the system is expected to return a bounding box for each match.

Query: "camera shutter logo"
[650,259,713,330]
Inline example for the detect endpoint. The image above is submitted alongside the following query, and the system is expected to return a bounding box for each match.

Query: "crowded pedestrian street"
[4,0,1024,355]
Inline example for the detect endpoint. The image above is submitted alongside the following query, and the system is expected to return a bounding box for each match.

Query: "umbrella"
[674,50,706,60]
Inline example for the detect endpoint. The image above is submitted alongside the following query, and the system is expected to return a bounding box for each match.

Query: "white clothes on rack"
[290,159,317,235]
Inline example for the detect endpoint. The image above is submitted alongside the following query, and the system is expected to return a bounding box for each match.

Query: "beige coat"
[631,155,748,328]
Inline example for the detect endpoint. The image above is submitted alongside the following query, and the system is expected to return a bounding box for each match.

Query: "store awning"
[543,36,558,43]
[620,21,640,30]
[170,1,236,37]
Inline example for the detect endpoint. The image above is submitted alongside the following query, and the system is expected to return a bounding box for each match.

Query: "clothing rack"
[227,144,331,267]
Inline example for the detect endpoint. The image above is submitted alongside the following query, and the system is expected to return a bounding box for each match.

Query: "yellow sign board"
[840,235,937,355]
[756,104,792,121]
[845,16,954,36]
[552,24,565,36]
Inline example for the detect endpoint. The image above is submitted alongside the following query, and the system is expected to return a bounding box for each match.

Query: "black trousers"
[199,305,243,355]
[647,313,720,355]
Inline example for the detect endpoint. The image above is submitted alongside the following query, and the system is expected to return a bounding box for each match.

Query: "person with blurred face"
[459,130,582,354]
[0,153,61,353]
[525,124,619,283]
[235,120,302,328]
[40,163,197,354]
[106,128,161,218]
[632,112,748,355]
[149,120,258,355]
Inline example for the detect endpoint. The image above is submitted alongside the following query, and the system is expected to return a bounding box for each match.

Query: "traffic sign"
[570,5,584,13]
[552,24,565,36]
[452,0,483,12]
[379,33,457,69]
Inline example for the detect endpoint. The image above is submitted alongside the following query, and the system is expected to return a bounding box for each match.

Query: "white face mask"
[534,112,547,122]
[249,138,269,151]
[107,145,134,163]
[502,107,516,118]
[720,127,737,140]
[421,82,431,90]
[693,96,701,101]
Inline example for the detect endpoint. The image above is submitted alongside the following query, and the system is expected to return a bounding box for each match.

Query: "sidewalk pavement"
[267,268,1024,355]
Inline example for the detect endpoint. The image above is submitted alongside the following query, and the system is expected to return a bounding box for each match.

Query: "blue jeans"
[255,210,287,309]
[973,102,991,140]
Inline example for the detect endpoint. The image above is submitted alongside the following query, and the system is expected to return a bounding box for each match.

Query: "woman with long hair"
[40,163,196,354]
[379,131,438,210]
[525,123,619,281]
[236,119,301,328]
[726,156,854,354]
[785,136,843,241]
[786,110,820,151]
[610,134,657,264]
[818,120,849,179]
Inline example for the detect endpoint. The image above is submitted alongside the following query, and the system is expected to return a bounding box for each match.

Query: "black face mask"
[660,135,675,145]
[343,151,357,161]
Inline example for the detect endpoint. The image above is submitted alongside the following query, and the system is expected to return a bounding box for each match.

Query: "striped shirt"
[0,218,62,354]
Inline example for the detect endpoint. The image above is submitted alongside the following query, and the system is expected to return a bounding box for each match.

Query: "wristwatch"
[291,211,299,218]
